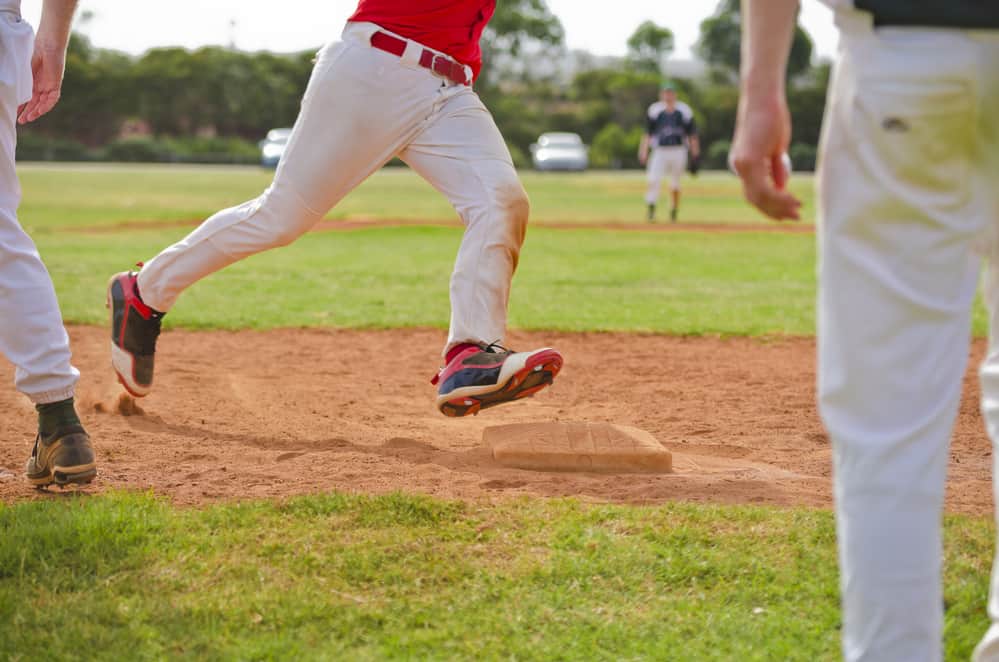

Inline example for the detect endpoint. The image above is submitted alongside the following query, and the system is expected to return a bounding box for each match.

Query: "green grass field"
[2,164,994,660]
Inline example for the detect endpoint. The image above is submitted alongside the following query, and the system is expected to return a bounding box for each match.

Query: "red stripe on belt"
[369,30,471,87]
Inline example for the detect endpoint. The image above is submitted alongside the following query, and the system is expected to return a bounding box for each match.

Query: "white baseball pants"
[0,10,79,405]
[818,11,999,661]
[645,145,686,204]
[137,22,528,353]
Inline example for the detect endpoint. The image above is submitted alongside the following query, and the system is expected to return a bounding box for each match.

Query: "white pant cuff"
[26,385,77,405]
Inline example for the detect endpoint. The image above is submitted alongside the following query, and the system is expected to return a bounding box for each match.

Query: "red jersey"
[348,0,495,81]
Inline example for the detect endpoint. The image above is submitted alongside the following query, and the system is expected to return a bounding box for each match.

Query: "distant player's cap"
[660,81,676,91]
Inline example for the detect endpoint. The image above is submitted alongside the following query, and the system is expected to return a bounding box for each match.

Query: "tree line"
[19,0,829,171]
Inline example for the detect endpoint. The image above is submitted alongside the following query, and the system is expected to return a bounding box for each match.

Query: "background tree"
[478,0,564,88]
[696,0,814,81]
[625,21,674,75]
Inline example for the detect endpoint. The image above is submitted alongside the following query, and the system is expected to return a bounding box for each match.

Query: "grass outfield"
[16,163,815,231]
[0,493,992,660]
[14,163,986,335]
[3,164,995,658]
[43,226,818,334]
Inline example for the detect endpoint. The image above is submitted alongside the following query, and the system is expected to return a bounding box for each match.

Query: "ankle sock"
[36,397,82,438]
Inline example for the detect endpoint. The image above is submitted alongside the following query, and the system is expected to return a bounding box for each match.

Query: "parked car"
[259,128,293,167]
[529,132,588,171]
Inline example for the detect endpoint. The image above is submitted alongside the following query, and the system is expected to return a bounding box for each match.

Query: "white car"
[259,128,293,168]
[530,132,588,172]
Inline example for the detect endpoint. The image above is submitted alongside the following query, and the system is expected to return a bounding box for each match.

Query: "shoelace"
[480,341,512,355]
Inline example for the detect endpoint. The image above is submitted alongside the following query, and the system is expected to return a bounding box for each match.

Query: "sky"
[19,0,838,61]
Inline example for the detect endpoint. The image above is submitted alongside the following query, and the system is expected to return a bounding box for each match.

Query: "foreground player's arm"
[17,0,78,124]
[638,133,651,166]
[730,0,801,220]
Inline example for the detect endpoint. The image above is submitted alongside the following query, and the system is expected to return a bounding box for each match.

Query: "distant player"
[106,0,562,418]
[639,82,700,222]
[732,0,999,660]
[0,0,96,486]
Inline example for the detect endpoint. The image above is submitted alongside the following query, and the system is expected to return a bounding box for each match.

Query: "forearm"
[689,135,700,156]
[639,134,650,157]
[36,0,78,50]
[740,0,798,104]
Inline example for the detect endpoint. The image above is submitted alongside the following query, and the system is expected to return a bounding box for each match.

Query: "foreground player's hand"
[17,40,67,124]
[730,95,801,221]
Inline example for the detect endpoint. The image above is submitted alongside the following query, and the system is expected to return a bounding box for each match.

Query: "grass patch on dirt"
[1,492,990,660]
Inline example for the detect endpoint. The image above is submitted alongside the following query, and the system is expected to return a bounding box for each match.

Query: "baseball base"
[484,421,672,473]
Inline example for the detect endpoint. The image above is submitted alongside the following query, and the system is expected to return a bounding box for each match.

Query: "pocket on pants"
[853,76,975,211]
[0,14,35,105]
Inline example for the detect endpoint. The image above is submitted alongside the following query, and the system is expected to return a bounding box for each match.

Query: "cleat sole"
[438,350,563,418]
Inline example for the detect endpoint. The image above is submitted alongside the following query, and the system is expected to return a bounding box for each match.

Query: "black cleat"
[108,270,163,397]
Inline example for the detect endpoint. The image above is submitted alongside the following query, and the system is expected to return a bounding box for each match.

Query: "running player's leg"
[0,15,93,485]
[135,32,439,313]
[645,148,666,221]
[0,88,78,408]
[819,25,984,662]
[109,24,447,395]
[399,84,561,416]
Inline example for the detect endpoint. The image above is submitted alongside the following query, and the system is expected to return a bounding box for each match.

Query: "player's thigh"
[646,149,668,182]
[271,40,440,216]
[399,87,525,217]
[664,150,685,188]
[818,28,983,451]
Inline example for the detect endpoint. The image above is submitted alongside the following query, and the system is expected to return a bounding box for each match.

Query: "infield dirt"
[0,326,991,515]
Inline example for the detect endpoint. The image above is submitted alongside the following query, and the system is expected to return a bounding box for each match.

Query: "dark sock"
[446,342,480,364]
[36,397,83,438]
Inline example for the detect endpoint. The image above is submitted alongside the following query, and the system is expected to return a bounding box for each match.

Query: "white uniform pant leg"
[398,85,528,353]
[0,13,78,404]
[970,31,999,662]
[645,147,667,205]
[137,24,446,312]
[645,146,685,206]
[818,19,990,662]
[664,146,687,191]
[975,242,999,662]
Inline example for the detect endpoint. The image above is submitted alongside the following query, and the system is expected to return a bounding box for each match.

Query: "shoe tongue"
[40,424,87,443]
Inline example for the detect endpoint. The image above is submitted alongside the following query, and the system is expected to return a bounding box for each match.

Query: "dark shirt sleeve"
[646,112,657,136]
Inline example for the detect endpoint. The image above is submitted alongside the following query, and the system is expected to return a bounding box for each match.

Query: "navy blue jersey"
[646,101,697,148]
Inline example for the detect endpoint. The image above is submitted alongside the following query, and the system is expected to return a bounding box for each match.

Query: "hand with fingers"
[17,41,66,125]
[17,0,77,125]
[730,95,801,221]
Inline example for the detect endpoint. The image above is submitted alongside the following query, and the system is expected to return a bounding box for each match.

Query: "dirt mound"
[0,326,991,514]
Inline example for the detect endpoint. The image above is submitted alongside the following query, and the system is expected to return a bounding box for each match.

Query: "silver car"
[259,128,293,168]
[530,132,588,172]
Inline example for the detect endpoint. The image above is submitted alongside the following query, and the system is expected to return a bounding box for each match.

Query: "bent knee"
[495,178,529,239]
[257,190,323,247]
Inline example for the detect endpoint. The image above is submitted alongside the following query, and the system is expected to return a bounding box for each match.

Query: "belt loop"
[400,40,422,67]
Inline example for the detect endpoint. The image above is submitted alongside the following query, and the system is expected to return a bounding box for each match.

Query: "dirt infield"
[0,326,992,515]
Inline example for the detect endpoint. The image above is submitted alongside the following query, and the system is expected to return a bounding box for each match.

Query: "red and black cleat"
[432,343,563,417]
[107,270,163,397]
